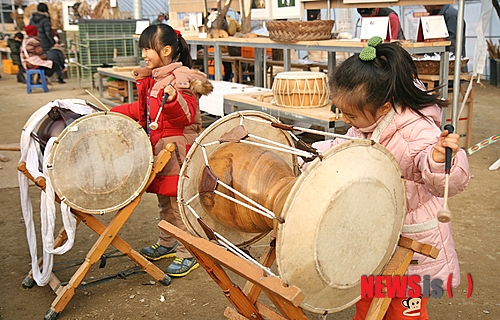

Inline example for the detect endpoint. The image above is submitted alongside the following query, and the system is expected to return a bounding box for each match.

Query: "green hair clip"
[359,36,383,61]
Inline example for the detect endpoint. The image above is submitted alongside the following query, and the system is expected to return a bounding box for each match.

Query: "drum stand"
[18,144,176,320]
[158,221,439,320]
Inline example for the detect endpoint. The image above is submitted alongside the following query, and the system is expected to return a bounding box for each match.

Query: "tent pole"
[451,0,466,129]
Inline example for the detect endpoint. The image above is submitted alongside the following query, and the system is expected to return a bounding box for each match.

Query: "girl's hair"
[138,24,193,68]
[329,41,448,119]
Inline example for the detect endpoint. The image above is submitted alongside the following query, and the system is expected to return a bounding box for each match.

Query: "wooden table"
[184,36,451,90]
[224,92,346,136]
[97,67,138,106]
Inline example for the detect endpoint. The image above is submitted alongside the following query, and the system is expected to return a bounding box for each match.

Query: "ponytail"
[175,36,193,68]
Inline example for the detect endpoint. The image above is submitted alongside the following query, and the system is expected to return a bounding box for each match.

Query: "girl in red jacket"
[112,24,213,277]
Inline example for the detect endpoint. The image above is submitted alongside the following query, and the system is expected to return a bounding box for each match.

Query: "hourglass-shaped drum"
[178,111,406,314]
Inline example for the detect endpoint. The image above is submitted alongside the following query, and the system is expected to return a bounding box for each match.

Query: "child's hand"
[432,130,460,163]
[163,84,176,102]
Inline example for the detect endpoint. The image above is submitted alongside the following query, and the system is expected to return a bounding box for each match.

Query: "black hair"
[138,24,192,68]
[37,3,49,13]
[329,41,448,120]
[14,32,24,40]
[357,8,374,16]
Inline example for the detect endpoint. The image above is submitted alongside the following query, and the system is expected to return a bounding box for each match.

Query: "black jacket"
[7,38,22,66]
[30,12,55,52]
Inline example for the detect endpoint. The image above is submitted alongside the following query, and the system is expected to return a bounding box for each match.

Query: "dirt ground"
[0,71,498,320]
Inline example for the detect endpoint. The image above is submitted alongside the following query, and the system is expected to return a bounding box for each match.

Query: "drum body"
[272,71,329,108]
[178,111,298,246]
[47,112,153,214]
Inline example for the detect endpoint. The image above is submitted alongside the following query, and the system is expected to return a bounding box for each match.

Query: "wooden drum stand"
[18,144,175,320]
[159,221,439,320]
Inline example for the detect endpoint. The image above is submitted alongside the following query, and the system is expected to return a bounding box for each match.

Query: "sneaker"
[58,77,66,84]
[139,242,177,261]
[166,257,199,277]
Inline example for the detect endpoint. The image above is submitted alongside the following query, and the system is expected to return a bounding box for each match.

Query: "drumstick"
[85,90,110,111]
[149,92,169,131]
[437,124,454,223]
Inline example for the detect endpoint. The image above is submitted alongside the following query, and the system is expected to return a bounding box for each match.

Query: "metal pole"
[132,0,142,19]
[1,0,5,33]
[451,0,466,128]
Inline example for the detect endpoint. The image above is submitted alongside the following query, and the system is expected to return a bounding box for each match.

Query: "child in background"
[111,24,213,277]
[7,32,26,83]
[312,36,470,319]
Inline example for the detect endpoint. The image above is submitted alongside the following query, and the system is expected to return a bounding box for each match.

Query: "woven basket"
[267,20,335,42]
[413,58,469,75]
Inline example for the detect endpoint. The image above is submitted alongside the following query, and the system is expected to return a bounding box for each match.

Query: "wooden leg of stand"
[71,210,167,283]
[159,220,307,320]
[50,197,141,313]
[365,248,414,320]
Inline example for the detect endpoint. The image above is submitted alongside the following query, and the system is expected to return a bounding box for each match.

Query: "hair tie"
[359,36,383,61]
[174,29,182,38]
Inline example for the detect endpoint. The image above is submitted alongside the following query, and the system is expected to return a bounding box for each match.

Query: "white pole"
[451,0,466,128]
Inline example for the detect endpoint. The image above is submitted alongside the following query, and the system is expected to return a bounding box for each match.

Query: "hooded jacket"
[312,104,470,288]
[30,12,55,52]
[111,62,213,197]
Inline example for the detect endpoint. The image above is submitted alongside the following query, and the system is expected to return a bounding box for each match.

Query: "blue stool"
[26,69,49,93]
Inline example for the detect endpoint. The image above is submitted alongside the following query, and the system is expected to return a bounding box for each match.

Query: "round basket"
[413,58,469,75]
[267,20,335,42]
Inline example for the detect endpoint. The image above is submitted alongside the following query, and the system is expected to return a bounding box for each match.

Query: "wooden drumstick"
[149,92,169,131]
[437,124,454,223]
[85,90,110,111]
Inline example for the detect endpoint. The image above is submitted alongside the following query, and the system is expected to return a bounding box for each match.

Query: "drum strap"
[370,108,395,143]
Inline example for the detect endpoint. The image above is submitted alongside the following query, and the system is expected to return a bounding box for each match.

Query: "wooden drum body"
[178,111,406,314]
[272,71,330,108]
[47,112,153,214]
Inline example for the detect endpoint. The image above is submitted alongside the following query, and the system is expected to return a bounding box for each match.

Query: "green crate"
[77,19,138,80]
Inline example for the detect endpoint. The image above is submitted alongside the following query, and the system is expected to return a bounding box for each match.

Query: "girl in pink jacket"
[112,24,212,278]
[313,37,470,319]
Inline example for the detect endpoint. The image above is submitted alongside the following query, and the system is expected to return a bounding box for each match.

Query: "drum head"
[276,140,406,314]
[178,111,298,247]
[47,112,153,214]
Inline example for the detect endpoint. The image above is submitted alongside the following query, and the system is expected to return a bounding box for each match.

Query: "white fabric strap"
[402,218,439,233]
[18,100,94,286]
[371,108,395,143]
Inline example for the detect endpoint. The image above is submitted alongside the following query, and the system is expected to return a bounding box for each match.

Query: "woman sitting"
[21,25,65,84]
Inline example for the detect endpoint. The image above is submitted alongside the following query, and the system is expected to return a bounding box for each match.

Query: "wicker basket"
[267,20,335,42]
[413,58,469,75]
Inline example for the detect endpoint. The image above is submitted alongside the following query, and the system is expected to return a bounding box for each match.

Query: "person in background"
[111,24,213,278]
[8,32,26,83]
[30,3,55,52]
[46,43,67,83]
[357,8,405,40]
[311,36,470,319]
[21,25,65,84]
[152,13,169,25]
[424,5,466,57]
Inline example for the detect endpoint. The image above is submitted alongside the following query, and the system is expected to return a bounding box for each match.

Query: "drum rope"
[214,187,279,220]
[183,203,276,277]
[241,139,313,158]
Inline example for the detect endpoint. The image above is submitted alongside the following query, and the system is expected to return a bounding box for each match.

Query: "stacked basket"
[266,20,335,42]
[413,56,469,75]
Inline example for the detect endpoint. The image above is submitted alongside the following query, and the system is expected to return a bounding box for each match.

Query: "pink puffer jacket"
[312,105,470,287]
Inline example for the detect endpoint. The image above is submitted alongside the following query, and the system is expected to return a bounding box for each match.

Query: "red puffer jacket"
[112,62,212,196]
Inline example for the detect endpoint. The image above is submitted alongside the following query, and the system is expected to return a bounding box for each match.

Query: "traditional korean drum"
[178,111,406,314]
[46,112,153,214]
[272,71,330,108]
